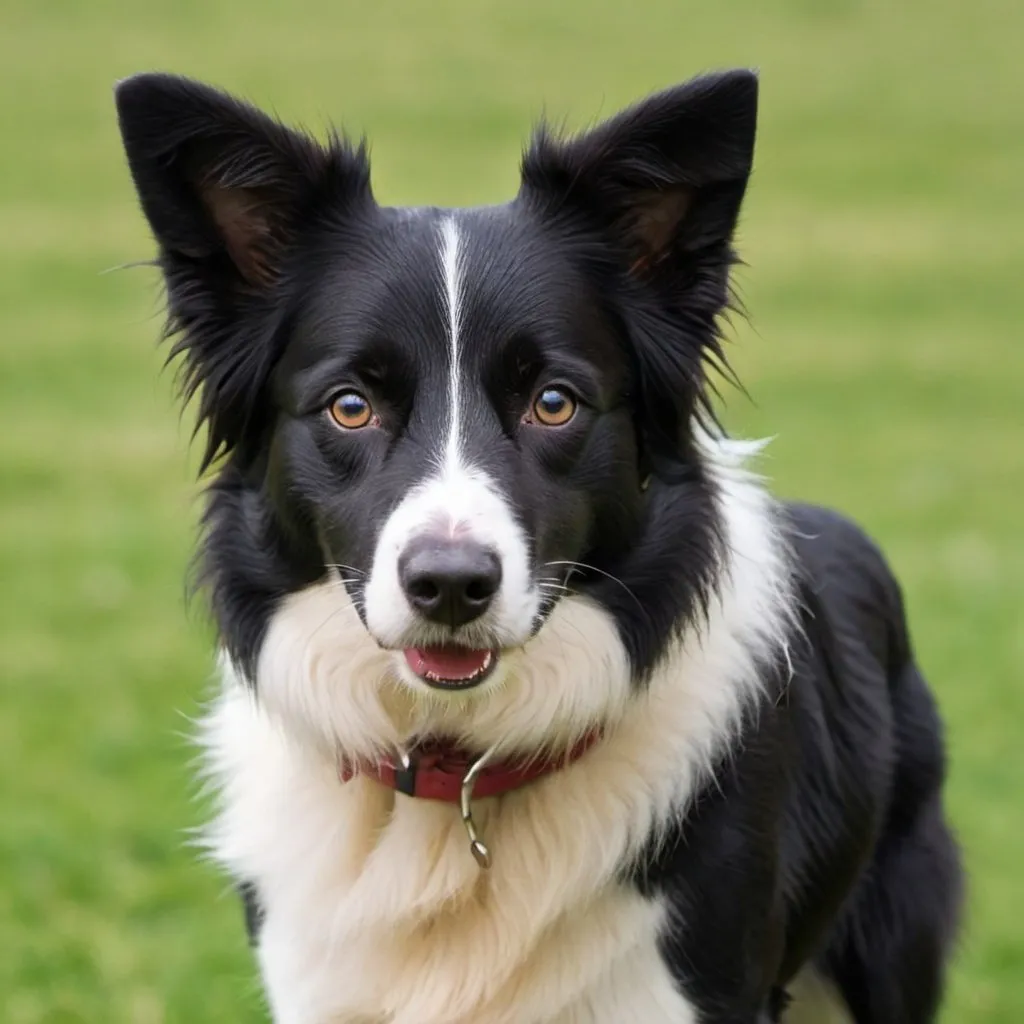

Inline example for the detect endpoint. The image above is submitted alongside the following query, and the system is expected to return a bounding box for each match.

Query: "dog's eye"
[529,386,577,427]
[328,391,374,430]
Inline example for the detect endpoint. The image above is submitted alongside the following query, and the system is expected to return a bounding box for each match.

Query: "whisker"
[542,559,645,613]
[536,573,574,594]
[324,563,366,577]
[328,576,363,588]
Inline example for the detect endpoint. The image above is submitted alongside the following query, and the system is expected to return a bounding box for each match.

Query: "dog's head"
[115,71,758,754]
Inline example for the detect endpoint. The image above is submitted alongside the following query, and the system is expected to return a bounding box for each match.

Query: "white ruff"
[199,434,794,1023]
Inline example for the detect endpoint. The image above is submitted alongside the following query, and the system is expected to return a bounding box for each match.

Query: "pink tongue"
[405,646,491,680]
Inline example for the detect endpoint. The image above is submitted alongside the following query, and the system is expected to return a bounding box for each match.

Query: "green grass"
[1,0,1021,1020]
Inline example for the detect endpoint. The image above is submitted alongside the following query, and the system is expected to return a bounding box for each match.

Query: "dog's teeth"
[417,651,494,684]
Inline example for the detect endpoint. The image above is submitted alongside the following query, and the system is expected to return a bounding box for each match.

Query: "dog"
[114,68,963,1023]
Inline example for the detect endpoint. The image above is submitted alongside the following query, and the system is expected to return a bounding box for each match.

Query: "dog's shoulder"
[779,501,912,686]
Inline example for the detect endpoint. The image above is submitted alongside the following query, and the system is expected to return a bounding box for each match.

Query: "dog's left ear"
[114,72,368,289]
[520,70,758,473]
[114,73,372,468]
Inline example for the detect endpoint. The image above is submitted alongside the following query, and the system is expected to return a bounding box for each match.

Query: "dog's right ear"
[115,72,370,290]
[114,73,371,467]
[519,71,758,479]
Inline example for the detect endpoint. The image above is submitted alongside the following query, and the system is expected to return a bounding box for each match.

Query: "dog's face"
[271,206,643,690]
[115,71,757,748]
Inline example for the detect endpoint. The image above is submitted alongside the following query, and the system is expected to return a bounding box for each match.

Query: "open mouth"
[403,646,499,690]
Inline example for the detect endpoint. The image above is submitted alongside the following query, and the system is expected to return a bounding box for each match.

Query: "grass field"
[1,0,1021,1020]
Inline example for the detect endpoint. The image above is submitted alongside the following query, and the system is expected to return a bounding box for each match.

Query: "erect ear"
[520,69,757,279]
[115,72,370,289]
[519,70,759,476]
[114,73,371,468]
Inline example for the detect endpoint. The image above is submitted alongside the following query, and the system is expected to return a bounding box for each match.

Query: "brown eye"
[530,386,577,427]
[328,391,374,429]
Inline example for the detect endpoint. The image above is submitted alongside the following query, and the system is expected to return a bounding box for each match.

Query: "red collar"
[338,731,602,803]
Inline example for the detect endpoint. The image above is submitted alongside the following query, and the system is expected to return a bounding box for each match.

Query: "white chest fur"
[204,685,700,1024]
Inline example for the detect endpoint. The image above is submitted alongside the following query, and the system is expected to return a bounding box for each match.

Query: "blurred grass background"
[1,0,1021,1020]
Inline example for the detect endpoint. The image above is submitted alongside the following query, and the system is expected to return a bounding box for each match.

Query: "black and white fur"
[115,69,963,1023]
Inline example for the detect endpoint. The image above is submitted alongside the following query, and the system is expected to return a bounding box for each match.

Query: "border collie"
[114,69,963,1023]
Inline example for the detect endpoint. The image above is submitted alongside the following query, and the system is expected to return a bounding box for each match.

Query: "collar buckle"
[393,748,417,797]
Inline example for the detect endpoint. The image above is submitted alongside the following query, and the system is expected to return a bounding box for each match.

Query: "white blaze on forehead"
[439,217,464,470]
[358,215,539,654]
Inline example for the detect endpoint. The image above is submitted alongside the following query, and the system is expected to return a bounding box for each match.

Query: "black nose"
[398,536,502,629]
